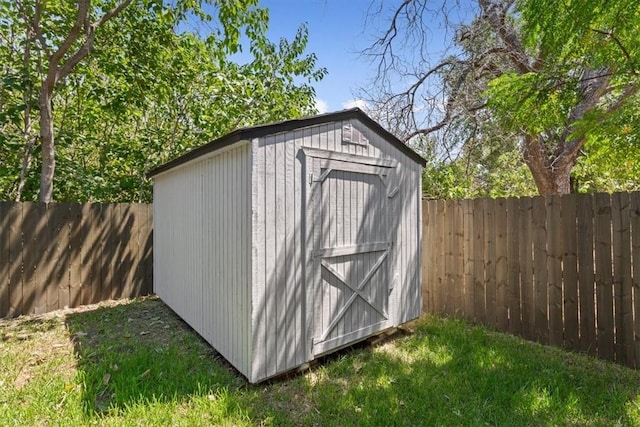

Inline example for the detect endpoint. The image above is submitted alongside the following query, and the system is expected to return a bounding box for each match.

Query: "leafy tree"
[0,0,325,202]
[10,0,134,202]
[572,107,640,193]
[363,0,639,196]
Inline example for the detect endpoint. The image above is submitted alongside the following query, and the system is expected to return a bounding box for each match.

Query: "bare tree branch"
[478,0,533,73]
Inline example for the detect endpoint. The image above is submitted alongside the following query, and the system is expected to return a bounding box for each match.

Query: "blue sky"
[185,0,378,113]
[259,0,376,113]
[185,1,472,116]
[258,1,469,114]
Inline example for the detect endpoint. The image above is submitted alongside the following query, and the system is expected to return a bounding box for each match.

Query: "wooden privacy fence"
[422,192,640,368]
[0,202,153,318]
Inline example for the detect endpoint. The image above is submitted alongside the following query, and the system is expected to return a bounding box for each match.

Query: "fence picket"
[519,197,534,340]
[473,198,485,323]
[47,203,70,312]
[547,195,563,347]
[23,202,48,315]
[134,203,150,297]
[143,204,153,295]
[111,204,124,300]
[507,197,521,335]
[577,194,596,355]
[612,192,633,366]
[595,193,614,361]
[463,200,474,319]
[434,200,447,313]
[69,204,83,308]
[424,201,434,311]
[630,193,640,368]
[85,203,102,305]
[532,196,548,343]
[495,198,509,330]
[0,202,10,317]
[445,200,455,314]
[620,193,634,367]
[484,198,496,327]
[101,204,115,302]
[454,200,465,316]
[561,194,579,349]
[7,203,22,317]
[421,201,431,311]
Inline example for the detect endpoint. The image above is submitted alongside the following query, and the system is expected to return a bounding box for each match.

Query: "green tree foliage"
[0,0,325,202]
[365,0,639,197]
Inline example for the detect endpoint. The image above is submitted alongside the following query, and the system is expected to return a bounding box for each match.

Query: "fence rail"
[422,192,640,368]
[0,202,152,318]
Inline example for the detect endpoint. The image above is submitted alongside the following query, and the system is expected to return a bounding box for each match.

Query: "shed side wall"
[154,143,252,378]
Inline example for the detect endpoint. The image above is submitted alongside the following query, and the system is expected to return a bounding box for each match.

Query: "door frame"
[301,147,398,358]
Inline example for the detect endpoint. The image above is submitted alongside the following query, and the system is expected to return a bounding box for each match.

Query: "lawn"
[2,296,640,426]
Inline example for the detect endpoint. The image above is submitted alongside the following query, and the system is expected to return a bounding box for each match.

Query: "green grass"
[2,296,640,426]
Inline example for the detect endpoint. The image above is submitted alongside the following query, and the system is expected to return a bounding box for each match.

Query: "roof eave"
[147,108,426,178]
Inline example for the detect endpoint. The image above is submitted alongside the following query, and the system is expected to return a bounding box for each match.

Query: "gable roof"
[148,108,426,178]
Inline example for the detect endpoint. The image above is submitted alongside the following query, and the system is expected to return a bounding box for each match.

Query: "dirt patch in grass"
[1,311,75,391]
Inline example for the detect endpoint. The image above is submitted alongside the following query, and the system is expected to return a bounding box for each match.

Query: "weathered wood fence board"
[631,193,640,366]
[0,202,152,318]
[423,191,640,368]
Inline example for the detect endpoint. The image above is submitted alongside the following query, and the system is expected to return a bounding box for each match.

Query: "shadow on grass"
[0,315,63,342]
[64,297,244,416]
[61,297,640,426]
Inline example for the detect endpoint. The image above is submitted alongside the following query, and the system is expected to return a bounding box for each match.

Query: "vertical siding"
[251,119,422,381]
[153,142,252,378]
[251,130,308,381]
[365,122,423,324]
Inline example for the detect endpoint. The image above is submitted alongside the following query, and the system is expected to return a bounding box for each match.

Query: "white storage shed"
[149,108,426,383]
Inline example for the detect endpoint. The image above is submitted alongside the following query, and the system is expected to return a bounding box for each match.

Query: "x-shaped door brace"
[315,250,389,343]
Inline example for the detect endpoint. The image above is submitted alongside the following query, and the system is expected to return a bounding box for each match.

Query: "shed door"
[305,148,398,356]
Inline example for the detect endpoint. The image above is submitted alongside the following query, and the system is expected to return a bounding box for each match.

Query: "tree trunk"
[16,139,34,201]
[29,0,132,202]
[528,164,573,196]
[523,135,576,196]
[39,87,55,202]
